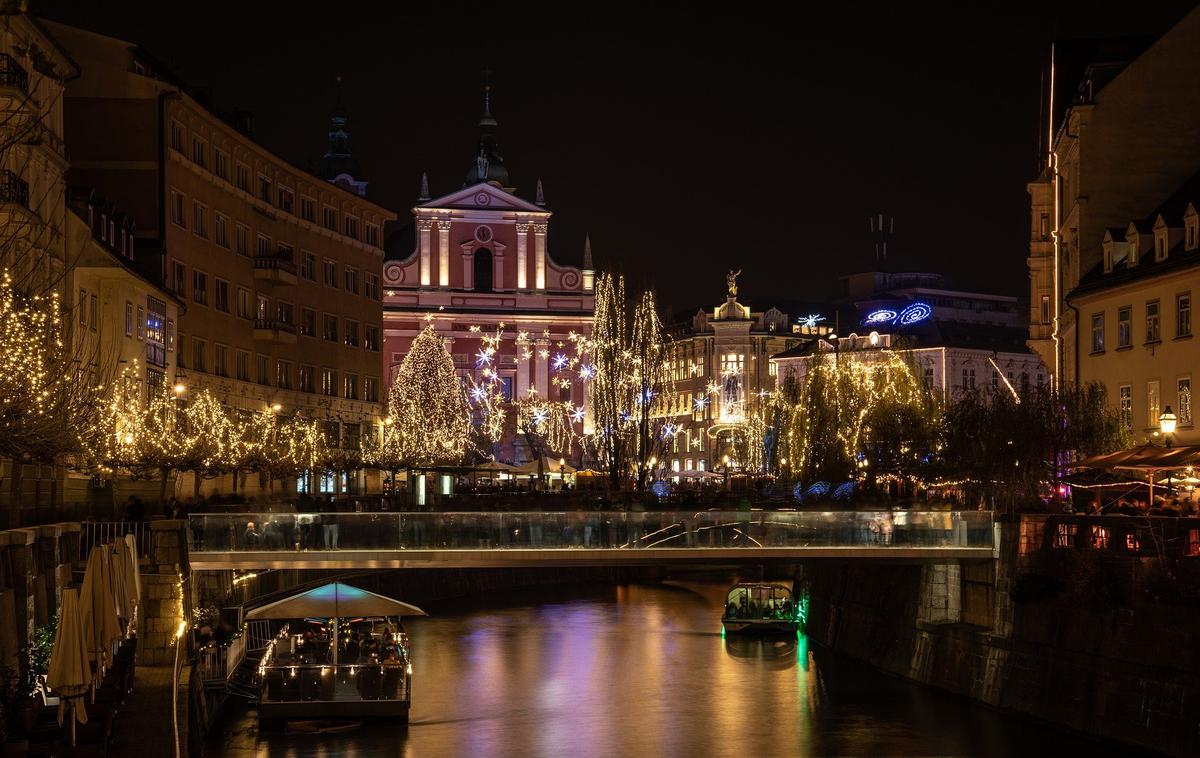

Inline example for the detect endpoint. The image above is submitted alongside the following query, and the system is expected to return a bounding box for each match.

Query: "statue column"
[417,219,433,287]
[462,248,474,290]
[534,223,548,290]
[515,223,529,290]
[438,218,452,287]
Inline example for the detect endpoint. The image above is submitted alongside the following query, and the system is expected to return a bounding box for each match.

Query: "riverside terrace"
[186,510,996,569]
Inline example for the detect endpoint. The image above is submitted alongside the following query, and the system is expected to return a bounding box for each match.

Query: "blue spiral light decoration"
[863,309,897,325]
[792,482,806,501]
[897,302,932,325]
[803,481,831,500]
[832,481,857,501]
[650,480,671,498]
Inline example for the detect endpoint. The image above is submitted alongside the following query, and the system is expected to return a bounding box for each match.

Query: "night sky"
[36,1,1199,317]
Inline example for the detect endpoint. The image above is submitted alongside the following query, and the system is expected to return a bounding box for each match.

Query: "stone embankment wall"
[0,522,80,669]
[803,516,1200,757]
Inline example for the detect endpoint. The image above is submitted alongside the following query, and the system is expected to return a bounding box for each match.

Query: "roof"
[1071,169,1200,298]
[245,582,427,620]
[770,320,1033,360]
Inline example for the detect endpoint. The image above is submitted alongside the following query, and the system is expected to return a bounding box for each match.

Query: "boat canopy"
[246,582,427,620]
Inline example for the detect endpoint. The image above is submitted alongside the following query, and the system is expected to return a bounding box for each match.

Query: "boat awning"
[245,582,427,620]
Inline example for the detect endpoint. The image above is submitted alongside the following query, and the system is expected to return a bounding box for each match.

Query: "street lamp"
[1160,406,1177,448]
[173,382,186,395]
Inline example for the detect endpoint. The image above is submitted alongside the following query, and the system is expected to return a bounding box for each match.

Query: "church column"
[516,344,530,397]
[534,338,550,398]
[494,247,505,291]
[534,223,547,290]
[417,219,433,286]
[438,219,452,287]
[515,223,529,290]
[462,248,474,290]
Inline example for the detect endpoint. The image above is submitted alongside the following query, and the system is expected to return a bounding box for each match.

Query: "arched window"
[474,248,493,292]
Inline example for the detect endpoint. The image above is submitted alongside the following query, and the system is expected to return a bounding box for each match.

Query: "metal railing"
[0,169,29,207]
[0,53,28,92]
[260,663,408,703]
[253,318,297,334]
[253,251,297,276]
[188,510,994,553]
[80,521,152,558]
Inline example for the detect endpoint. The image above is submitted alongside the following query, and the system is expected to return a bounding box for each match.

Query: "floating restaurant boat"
[248,582,427,725]
[721,582,806,635]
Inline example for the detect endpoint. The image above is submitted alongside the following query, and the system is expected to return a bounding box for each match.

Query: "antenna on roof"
[418,172,430,202]
[535,178,545,206]
[869,213,894,264]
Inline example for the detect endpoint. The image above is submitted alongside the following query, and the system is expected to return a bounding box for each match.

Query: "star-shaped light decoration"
[661,423,677,439]
[570,405,585,423]
[579,364,596,381]
[552,353,568,370]
[531,406,548,427]
[694,396,709,410]
[706,381,720,395]
[475,349,493,367]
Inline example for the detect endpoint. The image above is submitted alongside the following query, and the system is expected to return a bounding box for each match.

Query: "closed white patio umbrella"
[79,546,121,680]
[47,588,90,742]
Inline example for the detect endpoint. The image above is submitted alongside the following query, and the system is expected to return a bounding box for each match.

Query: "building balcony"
[253,249,297,285]
[253,318,297,344]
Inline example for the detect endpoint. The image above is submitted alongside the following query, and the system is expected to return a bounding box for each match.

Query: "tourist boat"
[721,582,805,635]
[248,582,427,725]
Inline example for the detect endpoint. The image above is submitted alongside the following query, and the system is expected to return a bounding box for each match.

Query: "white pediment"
[417,182,547,214]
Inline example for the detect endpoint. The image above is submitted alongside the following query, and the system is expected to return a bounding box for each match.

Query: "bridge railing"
[187,510,994,553]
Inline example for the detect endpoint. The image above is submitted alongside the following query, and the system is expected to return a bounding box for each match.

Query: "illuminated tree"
[585,272,674,490]
[387,324,471,467]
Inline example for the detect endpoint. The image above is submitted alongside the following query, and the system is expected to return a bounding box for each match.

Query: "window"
[235,224,249,256]
[256,234,271,257]
[323,314,338,342]
[1119,385,1132,431]
[192,271,208,305]
[365,325,379,351]
[192,339,207,373]
[256,293,269,321]
[256,354,270,386]
[720,353,744,375]
[89,293,97,331]
[1179,378,1193,426]
[235,163,250,192]
[215,279,230,312]
[170,120,185,152]
[923,365,934,386]
[301,251,316,280]
[1177,293,1192,338]
[344,320,359,347]
[277,186,294,213]
[276,301,293,325]
[177,335,186,368]
[235,350,250,381]
[961,367,975,390]
[237,287,251,318]
[276,360,292,390]
[321,368,337,396]
[170,190,185,227]
[192,201,207,238]
[364,272,379,300]
[277,243,294,264]
[342,423,360,451]
[1091,313,1104,353]
[1117,306,1132,348]
[299,365,315,393]
[323,259,337,287]
[343,267,359,294]
[134,305,145,339]
[1147,380,1161,429]
[344,216,359,239]
[364,376,379,403]
[172,260,186,296]
[214,214,229,247]
[78,288,86,325]
[1146,300,1160,343]
[366,223,380,247]
[344,373,359,400]
[258,175,273,204]
[300,308,316,337]
[323,206,337,231]
[124,301,133,337]
[214,344,228,377]
[1040,295,1050,324]
[213,149,228,180]
[166,320,175,352]
[191,135,207,168]
[299,196,316,222]
[1039,213,1050,241]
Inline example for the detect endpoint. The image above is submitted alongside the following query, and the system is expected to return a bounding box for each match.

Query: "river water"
[213,581,1139,758]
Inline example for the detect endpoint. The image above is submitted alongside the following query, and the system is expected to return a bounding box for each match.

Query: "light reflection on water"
[212,582,1138,758]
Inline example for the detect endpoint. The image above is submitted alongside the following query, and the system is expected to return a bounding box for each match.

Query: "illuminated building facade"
[1066,172,1200,446]
[47,21,396,497]
[381,90,594,463]
[662,273,804,475]
[1028,8,1200,384]
[773,269,1044,402]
